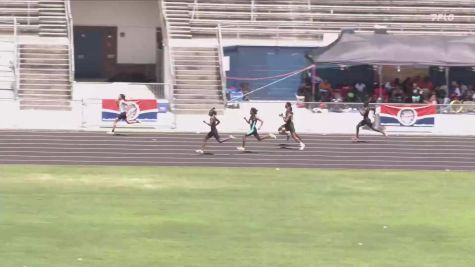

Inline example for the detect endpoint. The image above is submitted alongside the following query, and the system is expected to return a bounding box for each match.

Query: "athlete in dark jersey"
[354,102,386,140]
[278,102,305,150]
[236,107,276,151]
[196,107,235,154]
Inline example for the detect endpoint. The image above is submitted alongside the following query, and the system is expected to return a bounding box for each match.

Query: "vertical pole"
[13,17,19,100]
[81,99,86,129]
[251,0,255,21]
[378,65,383,101]
[27,1,30,25]
[311,64,316,101]
[445,67,450,93]
[217,24,227,107]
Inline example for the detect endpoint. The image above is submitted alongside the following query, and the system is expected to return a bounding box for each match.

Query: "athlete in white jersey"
[108,94,140,135]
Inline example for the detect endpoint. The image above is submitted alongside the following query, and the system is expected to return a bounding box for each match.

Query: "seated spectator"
[319,80,333,101]
[412,88,423,103]
[390,86,405,103]
[384,81,393,94]
[449,81,461,100]
[297,77,313,104]
[354,81,367,94]
[436,86,449,104]
[239,82,250,101]
[354,81,369,102]
[419,76,433,91]
[402,77,413,95]
[339,83,352,99]
[462,85,474,101]
[371,83,388,102]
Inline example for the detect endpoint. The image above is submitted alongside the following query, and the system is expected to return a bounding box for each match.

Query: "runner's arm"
[257,117,264,130]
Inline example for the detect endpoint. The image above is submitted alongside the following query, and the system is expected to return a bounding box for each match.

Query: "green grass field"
[1,165,474,267]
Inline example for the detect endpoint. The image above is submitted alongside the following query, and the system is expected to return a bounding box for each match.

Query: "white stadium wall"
[1,98,475,135]
[71,0,160,65]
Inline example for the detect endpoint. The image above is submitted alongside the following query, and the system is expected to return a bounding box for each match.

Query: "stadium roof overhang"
[309,32,475,67]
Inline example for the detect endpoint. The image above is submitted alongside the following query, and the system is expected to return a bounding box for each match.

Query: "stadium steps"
[18,43,72,110]
[171,47,224,114]
[38,0,67,37]
[0,0,40,35]
[162,0,193,38]
[0,41,15,91]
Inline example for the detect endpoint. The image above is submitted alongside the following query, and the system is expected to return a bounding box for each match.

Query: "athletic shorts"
[118,112,127,121]
[206,128,220,141]
[358,118,373,128]
[246,127,260,138]
[281,122,295,133]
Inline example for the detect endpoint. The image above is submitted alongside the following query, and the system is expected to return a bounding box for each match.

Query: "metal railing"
[191,0,198,20]
[216,24,227,106]
[12,17,20,99]
[187,1,475,34]
[160,0,176,103]
[237,100,475,115]
[65,0,75,84]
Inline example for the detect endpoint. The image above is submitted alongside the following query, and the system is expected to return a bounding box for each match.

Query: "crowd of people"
[297,75,475,104]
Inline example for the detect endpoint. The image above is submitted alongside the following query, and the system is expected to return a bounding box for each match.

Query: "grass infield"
[0,165,474,267]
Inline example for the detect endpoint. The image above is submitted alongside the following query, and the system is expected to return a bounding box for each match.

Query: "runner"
[196,107,235,154]
[108,94,140,135]
[236,107,276,151]
[353,101,386,141]
[278,102,305,150]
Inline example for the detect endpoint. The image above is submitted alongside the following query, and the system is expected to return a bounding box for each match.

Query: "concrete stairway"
[173,47,224,114]
[0,41,15,91]
[162,0,193,39]
[18,43,71,110]
[38,0,67,37]
[0,0,40,35]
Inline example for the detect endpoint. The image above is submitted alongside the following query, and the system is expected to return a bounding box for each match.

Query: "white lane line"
[2,132,475,140]
[1,136,475,145]
[2,147,474,156]
[0,154,473,165]
[0,150,472,160]
[0,159,472,170]
[1,143,473,152]
[1,141,474,149]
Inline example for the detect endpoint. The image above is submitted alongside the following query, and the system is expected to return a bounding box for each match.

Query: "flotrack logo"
[430,13,455,22]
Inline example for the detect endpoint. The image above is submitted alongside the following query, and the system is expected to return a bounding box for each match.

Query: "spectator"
[239,82,250,101]
[449,81,461,100]
[462,85,474,101]
[402,77,413,96]
[372,83,387,102]
[354,81,366,94]
[390,85,405,103]
[319,80,333,102]
[419,76,434,91]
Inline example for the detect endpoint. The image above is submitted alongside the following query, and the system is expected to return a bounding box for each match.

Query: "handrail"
[250,0,255,21]
[27,1,31,25]
[65,0,75,84]
[191,0,198,20]
[216,24,227,106]
[12,17,19,100]
[160,0,175,104]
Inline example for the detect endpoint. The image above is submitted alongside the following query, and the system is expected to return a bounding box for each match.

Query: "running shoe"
[269,133,277,139]
[299,142,305,151]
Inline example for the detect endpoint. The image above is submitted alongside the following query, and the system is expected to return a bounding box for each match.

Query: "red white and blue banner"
[102,99,159,121]
[380,104,436,127]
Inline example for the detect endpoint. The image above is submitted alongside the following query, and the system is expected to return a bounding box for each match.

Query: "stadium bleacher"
[164,0,475,38]
[162,0,475,113]
[0,0,72,110]
[0,41,15,93]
